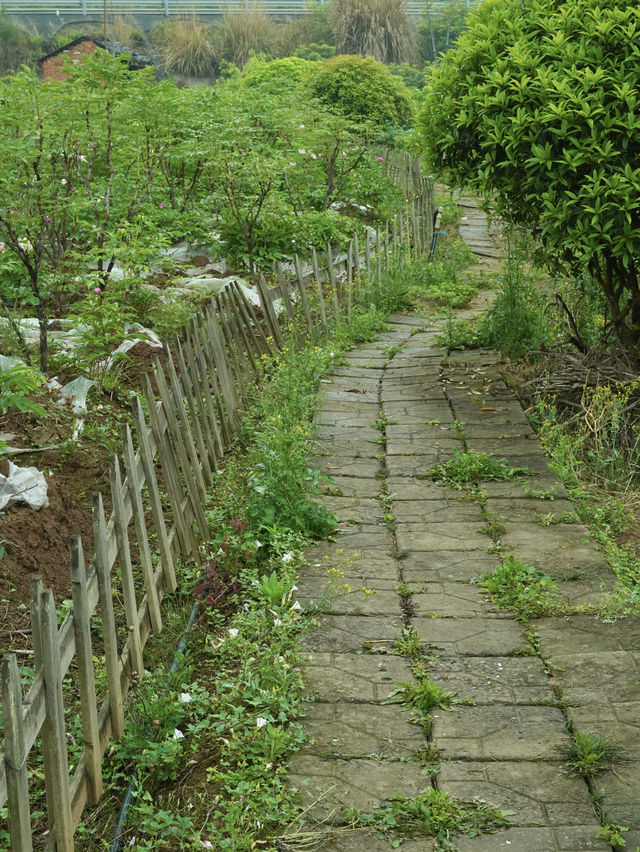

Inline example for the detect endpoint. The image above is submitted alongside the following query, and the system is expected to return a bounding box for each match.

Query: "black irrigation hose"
[110,600,200,852]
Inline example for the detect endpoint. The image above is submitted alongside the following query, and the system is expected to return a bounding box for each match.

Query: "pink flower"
[93,287,101,295]
[376,156,384,162]
[160,202,166,208]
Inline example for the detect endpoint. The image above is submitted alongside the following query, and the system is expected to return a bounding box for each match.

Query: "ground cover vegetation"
[420,0,640,620]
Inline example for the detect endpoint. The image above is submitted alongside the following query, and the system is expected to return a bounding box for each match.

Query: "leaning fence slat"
[293,254,315,336]
[130,396,177,594]
[234,280,271,355]
[39,587,74,851]
[29,577,56,828]
[93,494,126,740]
[352,233,360,302]
[2,654,32,852]
[186,319,225,459]
[346,241,353,320]
[215,294,243,387]
[119,430,163,636]
[153,358,209,540]
[326,244,340,322]
[257,273,283,349]
[109,457,144,680]
[204,302,242,421]
[224,287,259,378]
[310,248,328,331]
[171,337,213,479]
[69,536,104,805]
[140,372,199,561]
[175,332,218,472]
[195,314,232,449]
[275,261,295,322]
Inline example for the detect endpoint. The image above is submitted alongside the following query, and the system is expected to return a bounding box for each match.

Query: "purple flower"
[376,156,384,162]
[45,217,52,223]
[93,287,101,295]
[160,202,166,208]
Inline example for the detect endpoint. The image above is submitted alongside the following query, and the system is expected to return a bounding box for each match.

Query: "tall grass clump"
[328,0,414,64]
[153,16,216,76]
[0,13,42,75]
[215,5,276,68]
[110,13,142,48]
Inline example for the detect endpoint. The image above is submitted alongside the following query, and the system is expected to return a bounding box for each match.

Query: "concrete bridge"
[1,0,475,37]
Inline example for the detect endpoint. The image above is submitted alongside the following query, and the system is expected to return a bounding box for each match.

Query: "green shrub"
[242,55,313,90]
[293,42,335,61]
[328,0,413,63]
[421,0,640,348]
[309,54,414,130]
[388,61,426,90]
[417,0,469,63]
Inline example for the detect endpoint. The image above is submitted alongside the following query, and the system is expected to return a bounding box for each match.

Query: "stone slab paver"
[288,756,429,822]
[410,582,512,618]
[429,655,553,705]
[303,614,404,653]
[412,616,527,656]
[401,551,500,583]
[438,761,602,827]
[303,652,410,703]
[302,703,424,757]
[454,827,610,851]
[433,704,569,760]
[301,588,402,617]
[396,523,490,553]
[393,500,480,524]
[318,831,433,851]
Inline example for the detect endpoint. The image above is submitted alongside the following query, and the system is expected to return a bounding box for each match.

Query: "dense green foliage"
[0,13,42,76]
[309,54,414,131]
[0,52,406,374]
[421,0,640,346]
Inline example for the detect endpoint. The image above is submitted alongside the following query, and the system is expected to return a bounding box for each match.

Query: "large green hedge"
[421,0,640,347]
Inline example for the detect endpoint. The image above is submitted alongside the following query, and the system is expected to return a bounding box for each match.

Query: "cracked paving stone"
[466,437,543,457]
[411,617,526,656]
[302,614,404,653]
[400,551,500,583]
[500,528,612,579]
[433,705,569,760]
[297,573,398,599]
[569,700,640,759]
[287,756,429,822]
[310,456,382,478]
[396,523,490,552]
[394,501,480,523]
[383,401,453,424]
[438,761,601,827]
[303,652,410,702]
[592,763,640,831]
[301,703,424,757]
[545,651,640,706]
[486,497,579,523]
[429,656,552,705]
[318,831,433,851]
[301,548,398,579]
[317,497,385,524]
[454,826,610,851]
[300,588,402,617]
[387,437,461,456]
[332,366,384,378]
[322,476,382,498]
[409,582,511,618]
[386,453,457,478]
[381,386,448,403]
[533,614,640,656]
[386,479,463,502]
[483,477,569,499]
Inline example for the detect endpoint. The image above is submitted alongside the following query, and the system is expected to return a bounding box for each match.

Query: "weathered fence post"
[1,654,32,852]
[70,536,104,805]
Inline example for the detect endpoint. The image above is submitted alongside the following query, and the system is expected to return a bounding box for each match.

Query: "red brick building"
[40,37,152,82]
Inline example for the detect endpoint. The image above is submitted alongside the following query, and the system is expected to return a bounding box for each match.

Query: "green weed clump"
[353,788,510,842]
[560,731,622,779]
[426,450,530,489]
[480,555,561,620]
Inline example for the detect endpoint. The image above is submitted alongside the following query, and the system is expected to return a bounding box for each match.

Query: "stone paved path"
[288,209,640,851]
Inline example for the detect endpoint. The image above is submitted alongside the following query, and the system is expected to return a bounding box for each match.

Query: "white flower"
[60,178,67,185]
[273,617,282,627]
[311,153,317,159]
[172,729,184,740]
[291,584,298,592]
[288,162,297,166]
[180,692,192,703]
[278,655,285,663]
[228,628,239,638]
[256,716,268,728]
[298,149,306,154]
[78,155,87,162]
[282,551,294,563]
[217,547,224,556]
[292,600,302,611]
[255,540,263,549]
[129,838,136,847]
[201,842,213,849]
[299,124,305,129]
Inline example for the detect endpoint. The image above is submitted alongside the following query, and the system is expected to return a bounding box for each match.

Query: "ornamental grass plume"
[328,0,413,64]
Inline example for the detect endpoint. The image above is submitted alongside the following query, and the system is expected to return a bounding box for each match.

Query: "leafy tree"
[421,0,640,346]
[417,0,469,64]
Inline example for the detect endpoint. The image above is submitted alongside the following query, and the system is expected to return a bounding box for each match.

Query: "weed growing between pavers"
[533,510,580,526]
[478,555,562,621]
[349,788,510,847]
[560,731,623,779]
[424,450,531,491]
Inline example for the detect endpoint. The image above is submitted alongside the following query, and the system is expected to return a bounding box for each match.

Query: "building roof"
[40,36,152,70]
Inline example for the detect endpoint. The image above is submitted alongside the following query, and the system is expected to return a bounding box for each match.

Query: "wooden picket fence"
[0,159,434,851]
